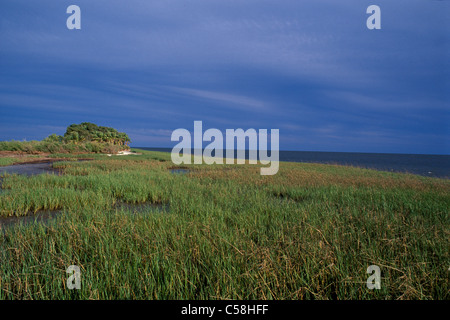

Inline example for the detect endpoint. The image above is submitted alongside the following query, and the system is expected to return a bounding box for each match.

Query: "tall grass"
[0,158,18,167]
[0,149,448,299]
[0,140,126,154]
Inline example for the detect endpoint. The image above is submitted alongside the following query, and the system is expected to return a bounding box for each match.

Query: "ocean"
[136,147,450,179]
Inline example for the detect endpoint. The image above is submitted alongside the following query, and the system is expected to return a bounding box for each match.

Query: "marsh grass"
[0,140,126,155]
[0,158,17,167]
[0,149,448,299]
[0,157,39,167]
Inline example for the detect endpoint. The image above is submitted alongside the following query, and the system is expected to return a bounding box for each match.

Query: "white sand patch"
[106,150,142,156]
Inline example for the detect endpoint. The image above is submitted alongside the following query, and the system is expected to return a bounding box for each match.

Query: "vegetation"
[0,122,130,155]
[63,122,130,146]
[0,158,23,167]
[0,140,125,155]
[0,149,448,299]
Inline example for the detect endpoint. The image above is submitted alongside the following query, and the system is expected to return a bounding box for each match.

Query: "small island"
[0,122,131,166]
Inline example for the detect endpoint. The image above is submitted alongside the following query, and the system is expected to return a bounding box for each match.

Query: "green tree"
[63,122,130,146]
[44,133,64,143]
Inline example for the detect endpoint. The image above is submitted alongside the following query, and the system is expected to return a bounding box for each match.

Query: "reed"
[0,149,448,299]
[0,140,127,155]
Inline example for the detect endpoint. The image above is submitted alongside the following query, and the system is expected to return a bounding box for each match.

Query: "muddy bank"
[3,157,94,166]
[0,151,52,157]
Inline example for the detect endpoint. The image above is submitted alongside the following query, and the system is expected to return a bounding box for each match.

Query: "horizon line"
[132,146,450,157]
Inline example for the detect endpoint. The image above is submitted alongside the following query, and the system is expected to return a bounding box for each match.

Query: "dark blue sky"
[0,0,448,154]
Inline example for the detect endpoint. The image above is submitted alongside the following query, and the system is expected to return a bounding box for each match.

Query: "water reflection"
[0,210,61,234]
[0,162,59,176]
[0,201,170,233]
[170,168,190,174]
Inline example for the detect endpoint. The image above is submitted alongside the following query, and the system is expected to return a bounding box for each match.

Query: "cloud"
[0,0,448,153]
[166,87,270,112]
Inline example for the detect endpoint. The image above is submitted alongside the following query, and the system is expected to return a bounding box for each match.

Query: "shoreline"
[136,147,450,179]
[3,158,95,166]
[0,150,133,166]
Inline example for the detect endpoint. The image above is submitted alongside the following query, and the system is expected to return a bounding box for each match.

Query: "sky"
[0,0,448,154]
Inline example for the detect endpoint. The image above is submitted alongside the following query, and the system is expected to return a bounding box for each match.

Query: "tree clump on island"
[61,122,130,146]
[0,122,131,154]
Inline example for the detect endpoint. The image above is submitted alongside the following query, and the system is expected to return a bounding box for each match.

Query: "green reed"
[0,149,448,299]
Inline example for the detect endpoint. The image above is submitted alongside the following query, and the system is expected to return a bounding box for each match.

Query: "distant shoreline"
[132,147,450,157]
[135,147,450,179]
